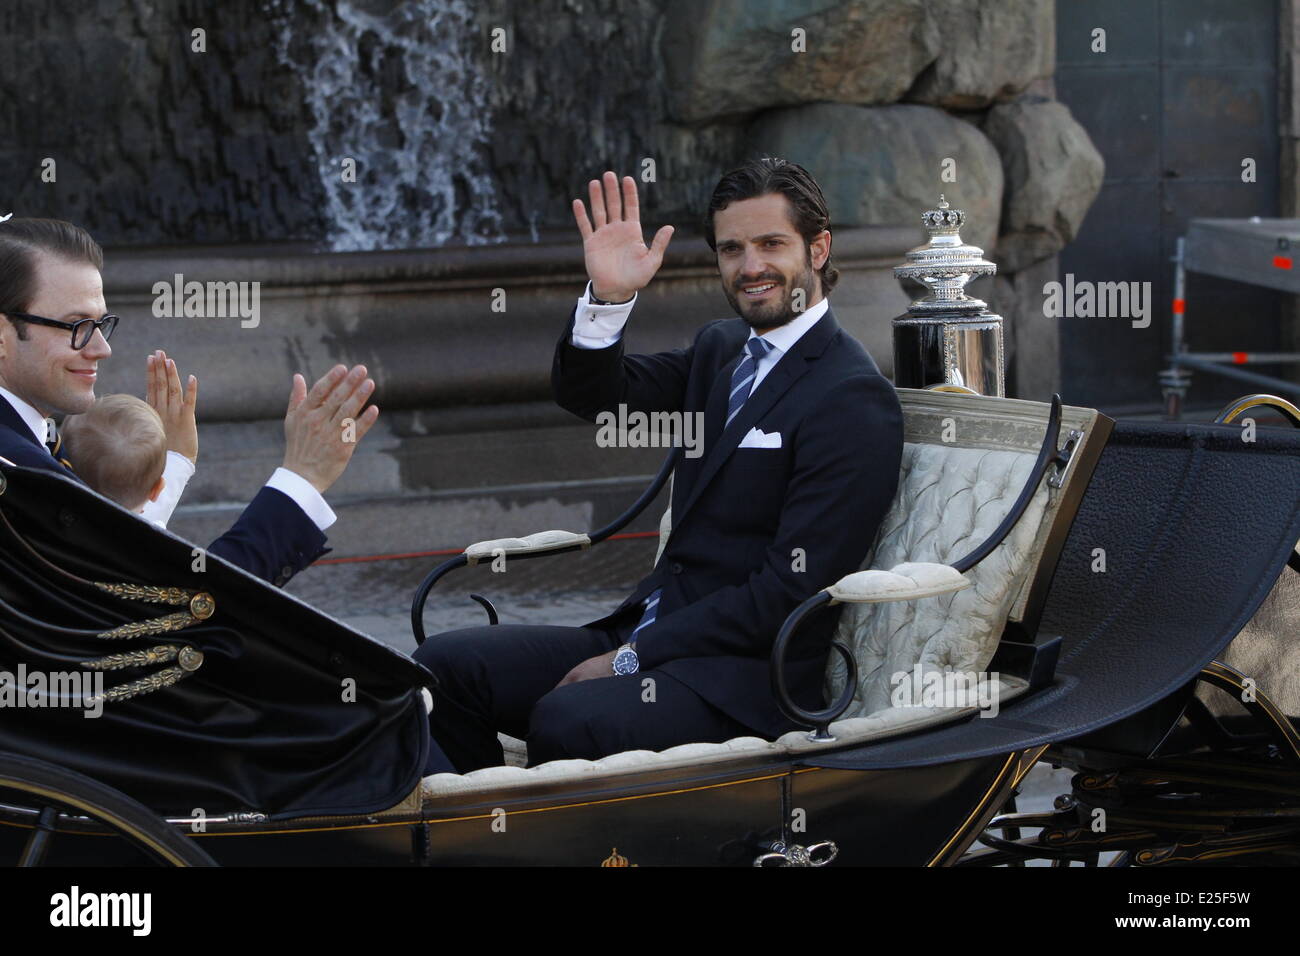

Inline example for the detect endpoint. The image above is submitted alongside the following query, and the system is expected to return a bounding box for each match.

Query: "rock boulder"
[744,102,1004,252]
[663,0,940,124]
[983,98,1104,272]
[907,0,1055,109]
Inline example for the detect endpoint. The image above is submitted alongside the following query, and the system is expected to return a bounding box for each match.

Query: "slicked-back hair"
[703,157,838,294]
[0,218,104,340]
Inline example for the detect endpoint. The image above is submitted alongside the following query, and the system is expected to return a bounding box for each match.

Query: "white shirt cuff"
[141,451,195,529]
[266,467,336,532]
[571,281,635,350]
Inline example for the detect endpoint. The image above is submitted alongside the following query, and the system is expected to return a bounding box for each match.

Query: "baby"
[60,351,198,527]
[60,395,169,513]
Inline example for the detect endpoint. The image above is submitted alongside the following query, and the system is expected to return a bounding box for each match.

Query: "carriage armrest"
[770,563,971,741]
[826,562,970,604]
[463,530,592,565]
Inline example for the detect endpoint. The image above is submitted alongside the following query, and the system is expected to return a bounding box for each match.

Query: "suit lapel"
[0,395,78,480]
[700,349,741,462]
[673,308,841,526]
[0,395,43,453]
[671,328,744,516]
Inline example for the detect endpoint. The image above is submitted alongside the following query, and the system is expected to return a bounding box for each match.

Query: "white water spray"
[272,0,504,251]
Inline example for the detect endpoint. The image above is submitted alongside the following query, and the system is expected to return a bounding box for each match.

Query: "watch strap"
[589,286,633,306]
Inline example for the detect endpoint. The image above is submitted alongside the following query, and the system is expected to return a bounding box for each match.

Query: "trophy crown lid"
[894,196,996,311]
[922,195,965,235]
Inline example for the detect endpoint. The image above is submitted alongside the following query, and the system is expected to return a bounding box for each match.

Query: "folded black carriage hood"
[807,418,1300,771]
[0,461,432,820]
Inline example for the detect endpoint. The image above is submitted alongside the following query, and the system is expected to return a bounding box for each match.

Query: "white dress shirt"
[0,387,334,531]
[140,451,195,528]
[570,281,829,399]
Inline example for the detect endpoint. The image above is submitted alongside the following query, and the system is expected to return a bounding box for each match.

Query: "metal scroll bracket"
[753,840,840,867]
[1047,428,1084,489]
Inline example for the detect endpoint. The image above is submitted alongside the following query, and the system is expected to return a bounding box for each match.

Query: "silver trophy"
[892,196,1005,396]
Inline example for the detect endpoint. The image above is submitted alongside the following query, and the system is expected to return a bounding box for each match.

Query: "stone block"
[983,98,1104,272]
[745,102,1004,252]
[663,0,940,124]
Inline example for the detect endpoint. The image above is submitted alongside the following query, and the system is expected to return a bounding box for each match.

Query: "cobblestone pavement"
[287,534,1095,864]
[285,533,663,653]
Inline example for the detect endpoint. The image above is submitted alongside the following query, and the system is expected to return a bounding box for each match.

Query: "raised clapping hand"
[146,349,198,464]
[572,170,674,303]
[281,365,379,495]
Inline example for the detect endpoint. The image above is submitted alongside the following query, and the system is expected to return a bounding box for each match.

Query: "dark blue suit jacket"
[552,307,904,737]
[0,396,327,587]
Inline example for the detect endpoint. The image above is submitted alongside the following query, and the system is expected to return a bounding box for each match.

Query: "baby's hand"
[146,349,199,464]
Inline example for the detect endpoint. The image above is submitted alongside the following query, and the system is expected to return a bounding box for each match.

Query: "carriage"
[3,193,1298,867]
[1,381,1297,867]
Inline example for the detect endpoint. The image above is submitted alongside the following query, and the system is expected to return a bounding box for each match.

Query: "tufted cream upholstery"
[827,441,1049,717]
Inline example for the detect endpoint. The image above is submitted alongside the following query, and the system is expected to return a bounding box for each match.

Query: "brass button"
[189,592,215,620]
[177,647,204,672]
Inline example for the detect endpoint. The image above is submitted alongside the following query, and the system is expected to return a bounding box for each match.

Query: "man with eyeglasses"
[0,217,377,588]
[0,309,118,350]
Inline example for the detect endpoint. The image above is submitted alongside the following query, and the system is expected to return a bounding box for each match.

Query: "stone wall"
[1,0,1105,398]
[0,1,329,244]
[0,0,743,250]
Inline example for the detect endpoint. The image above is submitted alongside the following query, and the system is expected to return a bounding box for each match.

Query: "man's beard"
[722,257,818,332]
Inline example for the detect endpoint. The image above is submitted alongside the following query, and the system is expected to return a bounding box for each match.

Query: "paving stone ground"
[285,533,664,653]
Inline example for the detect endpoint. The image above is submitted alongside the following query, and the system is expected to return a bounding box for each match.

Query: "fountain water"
[270,0,505,251]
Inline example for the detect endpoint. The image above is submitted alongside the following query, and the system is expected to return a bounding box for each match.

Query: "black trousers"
[413,623,751,772]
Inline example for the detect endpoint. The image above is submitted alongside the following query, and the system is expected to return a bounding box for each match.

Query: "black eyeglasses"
[3,312,118,350]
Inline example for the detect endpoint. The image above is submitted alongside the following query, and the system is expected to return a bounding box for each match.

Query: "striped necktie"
[44,419,73,471]
[631,336,775,646]
[726,336,774,428]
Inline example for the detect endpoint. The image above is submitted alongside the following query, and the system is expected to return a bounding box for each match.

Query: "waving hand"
[572,171,674,303]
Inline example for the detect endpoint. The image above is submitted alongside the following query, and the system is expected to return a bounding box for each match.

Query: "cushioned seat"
[423,675,1029,799]
[828,440,1052,718]
[425,389,1102,796]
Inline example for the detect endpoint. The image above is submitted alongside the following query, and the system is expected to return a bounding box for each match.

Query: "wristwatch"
[612,642,640,676]
[589,285,633,306]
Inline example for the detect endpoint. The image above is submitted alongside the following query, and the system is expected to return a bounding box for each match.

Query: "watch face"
[613,647,639,675]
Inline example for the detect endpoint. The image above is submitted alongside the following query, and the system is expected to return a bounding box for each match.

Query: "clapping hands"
[281,364,379,495]
[145,353,377,496]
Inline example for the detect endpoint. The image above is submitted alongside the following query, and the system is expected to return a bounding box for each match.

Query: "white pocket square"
[739,427,782,449]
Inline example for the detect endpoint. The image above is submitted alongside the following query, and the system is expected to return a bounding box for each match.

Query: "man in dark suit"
[0,217,461,777]
[0,217,378,587]
[416,158,903,771]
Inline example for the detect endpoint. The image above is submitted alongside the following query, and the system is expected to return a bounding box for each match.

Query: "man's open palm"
[572,170,674,302]
[281,364,378,495]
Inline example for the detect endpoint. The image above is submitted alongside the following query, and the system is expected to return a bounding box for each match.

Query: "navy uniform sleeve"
[205,487,329,587]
